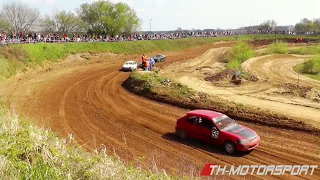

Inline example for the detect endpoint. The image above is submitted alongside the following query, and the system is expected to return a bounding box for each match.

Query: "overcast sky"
[1,0,319,31]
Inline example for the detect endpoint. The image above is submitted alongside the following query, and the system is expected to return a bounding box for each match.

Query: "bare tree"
[0,18,13,33]
[0,1,40,33]
[295,18,315,32]
[314,18,320,32]
[258,20,277,31]
[41,10,87,34]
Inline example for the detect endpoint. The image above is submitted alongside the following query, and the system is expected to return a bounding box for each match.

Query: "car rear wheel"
[178,129,187,139]
[224,141,236,154]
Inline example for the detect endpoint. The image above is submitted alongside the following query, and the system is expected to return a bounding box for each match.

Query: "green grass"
[267,40,289,54]
[21,38,223,64]
[290,44,320,55]
[1,34,320,80]
[302,56,320,74]
[130,71,195,98]
[226,41,255,70]
[0,58,16,81]
[294,64,320,80]
[1,38,225,80]
[0,107,186,179]
[294,56,320,80]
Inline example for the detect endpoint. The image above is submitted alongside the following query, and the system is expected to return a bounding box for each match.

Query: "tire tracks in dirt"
[4,45,320,179]
[162,49,320,128]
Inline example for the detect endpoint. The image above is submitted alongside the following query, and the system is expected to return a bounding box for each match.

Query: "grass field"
[294,56,320,80]
[0,38,222,81]
[267,41,289,54]
[1,34,320,81]
[19,35,320,65]
[130,70,195,98]
[290,44,320,55]
[225,42,255,70]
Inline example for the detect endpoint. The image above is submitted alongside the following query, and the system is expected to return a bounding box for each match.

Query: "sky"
[0,0,319,31]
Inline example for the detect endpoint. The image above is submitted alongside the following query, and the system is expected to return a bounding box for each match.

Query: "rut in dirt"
[5,44,320,179]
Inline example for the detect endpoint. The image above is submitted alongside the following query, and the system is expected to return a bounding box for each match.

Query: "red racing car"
[175,110,260,154]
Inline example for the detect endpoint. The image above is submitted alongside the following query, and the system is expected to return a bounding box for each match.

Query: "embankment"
[1,35,320,80]
[123,72,320,135]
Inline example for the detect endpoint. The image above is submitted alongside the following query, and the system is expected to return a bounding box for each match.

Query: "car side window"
[186,116,198,124]
[200,118,213,129]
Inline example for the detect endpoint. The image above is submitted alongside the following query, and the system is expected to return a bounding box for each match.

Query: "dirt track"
[162,49,320,128]
[4,44,320,179]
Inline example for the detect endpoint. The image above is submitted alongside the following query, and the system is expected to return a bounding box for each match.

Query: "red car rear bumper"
[236,136,260,151]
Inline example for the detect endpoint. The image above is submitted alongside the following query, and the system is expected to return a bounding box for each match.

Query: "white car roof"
[124,61,136,63]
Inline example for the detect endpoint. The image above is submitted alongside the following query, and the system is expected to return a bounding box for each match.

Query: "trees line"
[246,19,320,33]
[295,18,320,32]
[0,1,140,37]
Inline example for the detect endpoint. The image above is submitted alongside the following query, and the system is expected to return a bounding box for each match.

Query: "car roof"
[186,110,224,119]
[124,60,136,63]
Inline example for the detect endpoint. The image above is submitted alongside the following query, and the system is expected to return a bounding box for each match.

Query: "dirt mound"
[205,69,259,84]
[247,39,295,47]
[216,49,232,63]
[277,83,313,97]
[248,39,277,47]
[204,69,235,82]
[195,66,212,70]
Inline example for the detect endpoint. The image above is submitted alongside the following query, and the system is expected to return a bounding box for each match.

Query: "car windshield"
[214,116,236,130]
[155,55,162,57]
[125,62,133,65]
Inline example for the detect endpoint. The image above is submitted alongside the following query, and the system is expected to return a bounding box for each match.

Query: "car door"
[199,118,220,144]
[133,62,137,69]
[185,116,201,139]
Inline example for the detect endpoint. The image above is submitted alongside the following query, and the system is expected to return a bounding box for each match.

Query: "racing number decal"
[212,127,219,139]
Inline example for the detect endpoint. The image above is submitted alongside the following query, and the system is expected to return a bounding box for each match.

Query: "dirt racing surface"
[161,49,320,128]
[4,43,320,179]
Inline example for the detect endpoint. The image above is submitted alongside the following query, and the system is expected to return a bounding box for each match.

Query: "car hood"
[225,124,257,140]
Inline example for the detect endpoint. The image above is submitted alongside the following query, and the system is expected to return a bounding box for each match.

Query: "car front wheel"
[178,129,187,139]
[224,141,236,154]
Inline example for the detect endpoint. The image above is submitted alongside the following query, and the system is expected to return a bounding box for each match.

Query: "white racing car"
[122,61,138,71]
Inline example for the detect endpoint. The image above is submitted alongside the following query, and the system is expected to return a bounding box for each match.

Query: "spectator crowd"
[0,29,317,45]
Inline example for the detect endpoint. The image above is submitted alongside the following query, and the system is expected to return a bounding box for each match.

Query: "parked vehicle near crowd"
[122,61,137,71]
[153,54,166,62]
[175,110,260,154]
